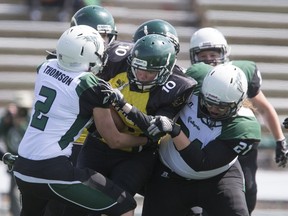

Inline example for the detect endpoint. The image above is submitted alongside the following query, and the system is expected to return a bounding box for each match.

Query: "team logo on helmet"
[131,58,148,68]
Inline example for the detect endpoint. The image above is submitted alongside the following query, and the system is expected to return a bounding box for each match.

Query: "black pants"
[142,159,249,216]
[189,148,258,216]
[238,147,258,214]
[77,133,158,196]
[13,156,136,216]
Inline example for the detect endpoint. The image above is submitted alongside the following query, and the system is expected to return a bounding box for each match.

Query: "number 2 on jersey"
[30,86,56,131]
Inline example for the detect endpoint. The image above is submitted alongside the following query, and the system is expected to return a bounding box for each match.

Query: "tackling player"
[12,25,141,216]
[108,64,260,216]
[75,34,197,216]
[186,27,287,215]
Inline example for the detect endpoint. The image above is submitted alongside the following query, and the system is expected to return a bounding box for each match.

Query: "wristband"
[170,123,181,138]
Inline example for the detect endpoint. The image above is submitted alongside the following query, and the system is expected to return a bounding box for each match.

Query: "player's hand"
[106,88,126,109]
[283,118,288,129]
[2,152,18,172]
[100,80,126,109]
[275,139,288,167]
[148,116,181,138]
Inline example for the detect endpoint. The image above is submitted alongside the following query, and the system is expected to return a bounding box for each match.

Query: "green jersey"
[186,60,262,98]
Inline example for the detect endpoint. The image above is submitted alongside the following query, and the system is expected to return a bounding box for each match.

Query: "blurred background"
[0,0,287,215]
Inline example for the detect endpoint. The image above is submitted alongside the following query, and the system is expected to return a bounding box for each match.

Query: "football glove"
[100,81,126,109]
[275,139,288,168]
[283,117,288,129]
[2,152,18,172]
[148,116,181,138]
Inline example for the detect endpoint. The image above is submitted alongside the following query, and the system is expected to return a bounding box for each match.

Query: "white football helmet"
[189,27,231,65]
[56,25,105,74]
[199,64,248,123]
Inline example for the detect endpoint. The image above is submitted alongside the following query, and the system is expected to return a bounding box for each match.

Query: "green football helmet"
[128,34,177,92]
[132,19,180,54]
[70,5,118,44]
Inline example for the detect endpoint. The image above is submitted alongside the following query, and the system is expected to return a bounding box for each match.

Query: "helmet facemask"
[198,64,248,127]
[189,27,230,65]
[127,34,176,92]
[198,92,245,123]
[96,24,118,47]
[89,50,108,75]
[190,46,228,66]
[128,54,175,92]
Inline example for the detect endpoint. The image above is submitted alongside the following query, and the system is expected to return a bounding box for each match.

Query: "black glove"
[283,118,288,129]
[100,80,126,109]
[126,106,154,131]
[2,152,18,172]
[107,88,126,110]
[148,116,181,138]
[275,139,288,167]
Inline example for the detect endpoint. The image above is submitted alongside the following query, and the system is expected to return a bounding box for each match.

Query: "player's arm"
[146,115,259,170]
[251,91,287,167]
[110,106,126,131]
[93,107,148,149]
[83,78,148,149]
[243,61,288,167]
[174,134,258,171]
[252,91,285,141]
[102,81,153,130]
[100,84,155,131]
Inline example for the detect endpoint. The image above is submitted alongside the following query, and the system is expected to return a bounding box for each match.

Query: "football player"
[114,64,260,216]
[12,25,140,216]
[76,34,197,216]
[187,27,287,215]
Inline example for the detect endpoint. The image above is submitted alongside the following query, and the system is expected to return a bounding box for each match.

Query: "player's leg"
[238,147,258,214]
[14,155,136,216]
[109,148,158,196]
[142,161,195,216]
[203,161,249,216]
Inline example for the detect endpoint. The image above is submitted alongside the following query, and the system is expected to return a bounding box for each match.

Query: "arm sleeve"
[126,106,153,131]
[179,139,259,171]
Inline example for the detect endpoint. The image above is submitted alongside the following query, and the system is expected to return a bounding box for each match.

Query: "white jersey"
[18,59,107,160]
[159,94,260,180]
